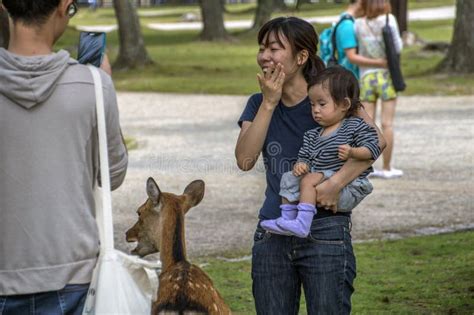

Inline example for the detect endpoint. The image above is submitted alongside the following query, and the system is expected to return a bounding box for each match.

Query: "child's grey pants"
[280,170,373,212]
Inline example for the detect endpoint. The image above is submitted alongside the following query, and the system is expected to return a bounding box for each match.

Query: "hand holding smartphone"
[78,31,106,68]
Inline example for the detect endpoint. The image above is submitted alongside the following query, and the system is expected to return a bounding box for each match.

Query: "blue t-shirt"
[238,93,318,219]
[336,13,359,78]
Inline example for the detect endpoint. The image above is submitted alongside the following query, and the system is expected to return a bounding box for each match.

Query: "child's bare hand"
[293,162,309,176]
[338,144,352,160]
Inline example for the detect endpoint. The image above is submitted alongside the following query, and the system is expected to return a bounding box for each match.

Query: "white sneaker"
[367,168,382,177]
[389,168,404,177]
[369,169,385,178]
[379,168,403,179]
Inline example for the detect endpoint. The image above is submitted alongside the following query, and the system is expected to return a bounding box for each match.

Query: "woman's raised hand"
[257,62,285,110]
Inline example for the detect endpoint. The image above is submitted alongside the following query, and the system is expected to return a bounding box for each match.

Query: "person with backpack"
[320,0,387,78]
[355,0,404,179]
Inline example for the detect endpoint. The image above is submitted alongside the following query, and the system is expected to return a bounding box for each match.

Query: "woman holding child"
[235,17,385,314]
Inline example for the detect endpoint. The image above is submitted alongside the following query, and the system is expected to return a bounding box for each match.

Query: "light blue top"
[335,13,359,79]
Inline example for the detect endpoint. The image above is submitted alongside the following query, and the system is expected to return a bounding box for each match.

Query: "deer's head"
[126,177,205,257]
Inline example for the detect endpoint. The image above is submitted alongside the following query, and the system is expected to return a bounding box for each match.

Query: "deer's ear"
[183,180,205,210]
[147,177,161,205]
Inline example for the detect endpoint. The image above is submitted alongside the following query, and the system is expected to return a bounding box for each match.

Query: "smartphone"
[77,31,106,67]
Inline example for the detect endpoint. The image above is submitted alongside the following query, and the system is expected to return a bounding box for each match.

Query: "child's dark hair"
[308,66,362,117]
[258,17,326,84]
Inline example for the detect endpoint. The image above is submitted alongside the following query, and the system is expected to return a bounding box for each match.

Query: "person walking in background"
[334,0,387,78]
[0,0,128,313]
[235,16,385,314]
[355,0,404,179]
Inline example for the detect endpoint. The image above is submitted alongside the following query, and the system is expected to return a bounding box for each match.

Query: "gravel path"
[112,93,474,257]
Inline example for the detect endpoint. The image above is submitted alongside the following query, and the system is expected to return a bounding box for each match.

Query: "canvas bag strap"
[88,65,114,252]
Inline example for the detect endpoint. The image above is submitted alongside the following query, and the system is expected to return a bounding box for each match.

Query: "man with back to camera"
[336,0,386,78]
[0,0,127,313]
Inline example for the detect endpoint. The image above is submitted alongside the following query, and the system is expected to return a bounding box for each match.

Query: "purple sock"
[276,203,316,238]
[280,204,297,220]
[260,219,292,235]
[260,204,298,235]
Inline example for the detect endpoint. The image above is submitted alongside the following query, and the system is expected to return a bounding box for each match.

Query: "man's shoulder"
[337,16,355,32]
[335,14,357,49]
[335,16,356,43]
[59,61,114,90]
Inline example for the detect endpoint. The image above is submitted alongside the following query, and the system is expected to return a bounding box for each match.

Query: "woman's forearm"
[346,48,387,68]
[235,100,275,171]
[357,106,387,151]
[330,159,373,189]
[350,147,373,160]
[315,158,372,211]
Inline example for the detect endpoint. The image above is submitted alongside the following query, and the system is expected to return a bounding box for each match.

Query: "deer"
[126,177,232,315]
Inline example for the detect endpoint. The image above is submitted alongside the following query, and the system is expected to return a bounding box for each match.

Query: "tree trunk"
[252,0,274,31]
[274,0,287,11]
[438,0,474,73]
[0,9,9,49]
[199,0,229,41]
[295,0,307,11]
[390,0,407,35]
[113,0,153,70]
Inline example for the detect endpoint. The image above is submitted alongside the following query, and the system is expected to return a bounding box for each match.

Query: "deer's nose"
[126,231,138,242]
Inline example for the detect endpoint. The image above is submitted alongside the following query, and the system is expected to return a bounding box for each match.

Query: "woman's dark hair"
[258,17,326,83]
[307,66,362,117]
[2,0,61,25]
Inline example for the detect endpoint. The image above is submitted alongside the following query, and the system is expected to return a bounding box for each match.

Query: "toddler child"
[261,66,381,237]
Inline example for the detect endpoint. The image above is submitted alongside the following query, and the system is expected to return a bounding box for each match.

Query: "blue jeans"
[0,284,89,315]
[252,216,356,315]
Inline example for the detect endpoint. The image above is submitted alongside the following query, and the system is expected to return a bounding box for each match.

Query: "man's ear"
[297,50,309,66]
[58,0,72,17]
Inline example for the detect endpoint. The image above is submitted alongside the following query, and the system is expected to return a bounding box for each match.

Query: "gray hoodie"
[0,48,128,295]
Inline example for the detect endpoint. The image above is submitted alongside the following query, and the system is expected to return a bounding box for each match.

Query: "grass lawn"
[56,15,474,96]
[198,231,474,314]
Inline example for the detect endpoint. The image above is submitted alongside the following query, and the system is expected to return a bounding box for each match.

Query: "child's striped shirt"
[297,117,381,178]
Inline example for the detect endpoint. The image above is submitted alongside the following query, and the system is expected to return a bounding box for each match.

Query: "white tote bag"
[83,65,161,315]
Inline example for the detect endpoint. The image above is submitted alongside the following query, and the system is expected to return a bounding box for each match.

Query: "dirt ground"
[111,93,474,258]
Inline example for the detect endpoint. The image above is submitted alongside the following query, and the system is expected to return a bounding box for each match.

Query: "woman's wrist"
[262,97,278,111]
[326,176,344,192]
